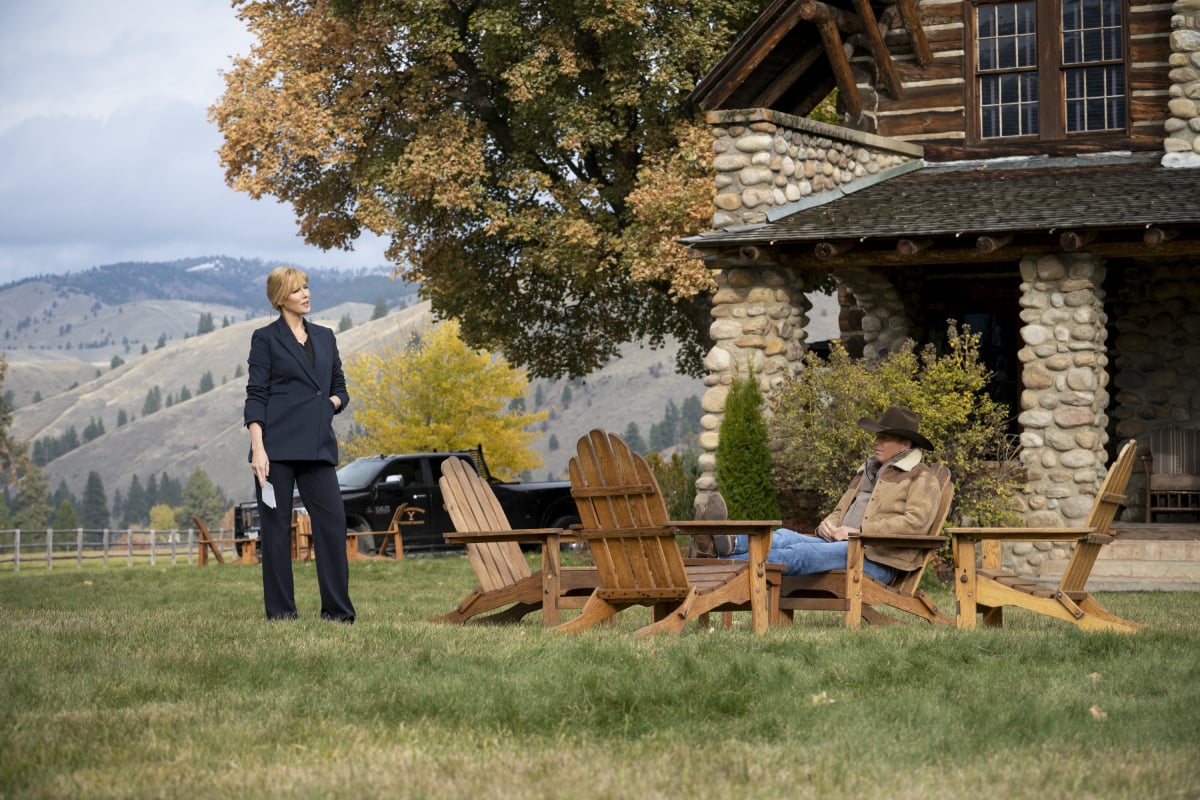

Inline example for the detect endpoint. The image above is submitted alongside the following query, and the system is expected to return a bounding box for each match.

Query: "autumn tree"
[148,504,177,532]
[342,319,547,479]
[211,0,765,379]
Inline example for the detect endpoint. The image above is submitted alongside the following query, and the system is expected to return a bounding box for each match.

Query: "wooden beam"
[850,0,903,98]
[897,238,933,256]
[976,234,1013,254]
[1145,227,1179,246]
[751,47,824,109]
[739,245,768,262]
[1060,230,1098,251]
[694,232,1200,270]
[896,0,933,68]
[799,1,862,33]
[812,18,862,119]
[815,240,855,260]
[699,0,811,110]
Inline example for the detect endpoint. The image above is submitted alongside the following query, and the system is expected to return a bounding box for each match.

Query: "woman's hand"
[248,421,269,486]
[330,396,342,411]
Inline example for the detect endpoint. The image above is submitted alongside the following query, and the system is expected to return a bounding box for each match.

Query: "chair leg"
[555,596,621,632]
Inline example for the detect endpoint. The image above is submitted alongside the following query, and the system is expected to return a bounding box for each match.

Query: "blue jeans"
[730,528,896,584]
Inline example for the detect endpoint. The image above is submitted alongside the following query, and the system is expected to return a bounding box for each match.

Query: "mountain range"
[3,258,824,509]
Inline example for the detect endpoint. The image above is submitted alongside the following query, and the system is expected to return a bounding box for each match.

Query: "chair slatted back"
[569,430,690,598]
[440,457,531,593]
[1061,440,1137,595]
[888,463,954,595]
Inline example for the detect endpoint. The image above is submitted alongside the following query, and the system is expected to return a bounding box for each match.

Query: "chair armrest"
[946,526,1099,543]
[443,528,562,545]
[668,520,780,536]
[852,532,947,549]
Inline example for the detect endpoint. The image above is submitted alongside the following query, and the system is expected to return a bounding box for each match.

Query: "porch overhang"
[682,153,1200,270]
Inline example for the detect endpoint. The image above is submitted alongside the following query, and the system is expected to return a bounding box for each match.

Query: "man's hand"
[816,519,856,542]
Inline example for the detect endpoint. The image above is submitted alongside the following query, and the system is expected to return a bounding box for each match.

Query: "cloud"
[0,0,391,281]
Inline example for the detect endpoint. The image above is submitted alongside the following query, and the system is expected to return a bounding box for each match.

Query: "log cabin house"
[682,1,1200,586]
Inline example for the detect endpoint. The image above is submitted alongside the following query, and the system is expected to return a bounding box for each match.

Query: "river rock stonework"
[1164,0,1200,167]
[707,108,921,230]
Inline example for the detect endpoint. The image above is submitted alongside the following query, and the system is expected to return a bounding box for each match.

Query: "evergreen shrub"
[716,373,780,520]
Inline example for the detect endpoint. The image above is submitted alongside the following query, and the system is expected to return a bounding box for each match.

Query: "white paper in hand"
[261,480,277,509]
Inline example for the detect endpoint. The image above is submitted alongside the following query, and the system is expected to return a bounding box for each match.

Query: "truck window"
[381,460,422,487]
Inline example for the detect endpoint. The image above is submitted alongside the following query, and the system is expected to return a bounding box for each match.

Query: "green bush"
[716,373,780,520]
[645,449,699,520]
[771,323,1022,531]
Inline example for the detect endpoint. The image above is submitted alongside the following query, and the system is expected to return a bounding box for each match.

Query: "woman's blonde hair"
[265,266,308,310]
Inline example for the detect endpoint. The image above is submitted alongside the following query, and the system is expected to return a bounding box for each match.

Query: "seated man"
[726,406,944,585]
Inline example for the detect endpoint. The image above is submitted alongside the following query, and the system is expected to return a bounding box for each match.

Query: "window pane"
[1018,31,1037,67]
[1000,73,1019,104]
[1084,29,1102,61]
[1063,31,1081,64]
[1083,1,1101,29]
[1063,0,1081,30]
[979,38,996,70]
[1104,27,1122,60]
[998,36,1016,69]
[1001,104,1019,136]
[1102,0,1121,28]
[1022,101,1040,135]
[998,4,1015,37]
[1017,3,1036,34]
[980,76,998,105]
[982,106,999,138]
[979,5,995,38]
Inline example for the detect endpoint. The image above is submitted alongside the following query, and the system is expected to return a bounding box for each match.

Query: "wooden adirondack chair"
[776,462,955,627]
[950,439,1143,632]
[348,503,419,561]
[556,430,780,637]
[433,457,597,626]
[191,515,226,566]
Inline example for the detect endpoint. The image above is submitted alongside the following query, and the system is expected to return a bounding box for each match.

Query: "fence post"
[187,528,195,566]
[46,528,53,570]
[127,528,134,566]
[102,528,110,567]
[13,529,19,572]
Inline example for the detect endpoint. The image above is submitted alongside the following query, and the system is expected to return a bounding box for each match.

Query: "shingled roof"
[682,154,1200,267]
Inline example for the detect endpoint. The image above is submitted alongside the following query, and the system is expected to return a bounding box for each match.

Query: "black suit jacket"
[243,316,349,464]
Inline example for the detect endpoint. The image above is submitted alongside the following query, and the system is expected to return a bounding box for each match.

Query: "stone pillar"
[1164,0,1200,168]
[1015,254,1110,544]
[840,268,913,359]
[696,267,810,503]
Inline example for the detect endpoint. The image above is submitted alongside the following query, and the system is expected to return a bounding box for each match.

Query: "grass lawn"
[1,556,1197,799]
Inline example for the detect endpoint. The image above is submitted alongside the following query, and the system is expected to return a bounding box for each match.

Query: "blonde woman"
[244,266,355,623]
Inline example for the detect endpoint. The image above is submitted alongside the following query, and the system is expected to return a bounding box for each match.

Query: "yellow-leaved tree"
[342,320,547,480]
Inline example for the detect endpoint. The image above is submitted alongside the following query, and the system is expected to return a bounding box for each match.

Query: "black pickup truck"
[234,446,579,556]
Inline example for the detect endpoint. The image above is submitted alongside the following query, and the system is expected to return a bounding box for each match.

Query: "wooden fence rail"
[0,527,250,570]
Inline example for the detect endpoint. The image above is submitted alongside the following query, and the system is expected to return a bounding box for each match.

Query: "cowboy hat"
[858,406,934,451]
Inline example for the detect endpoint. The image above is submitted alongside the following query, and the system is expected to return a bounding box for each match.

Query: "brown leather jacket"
[821,448,943,572]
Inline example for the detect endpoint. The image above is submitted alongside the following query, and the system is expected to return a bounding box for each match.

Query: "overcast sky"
[0,0,391,283]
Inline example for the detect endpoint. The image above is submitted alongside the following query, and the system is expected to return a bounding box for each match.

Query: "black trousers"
[255,460,355,622]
